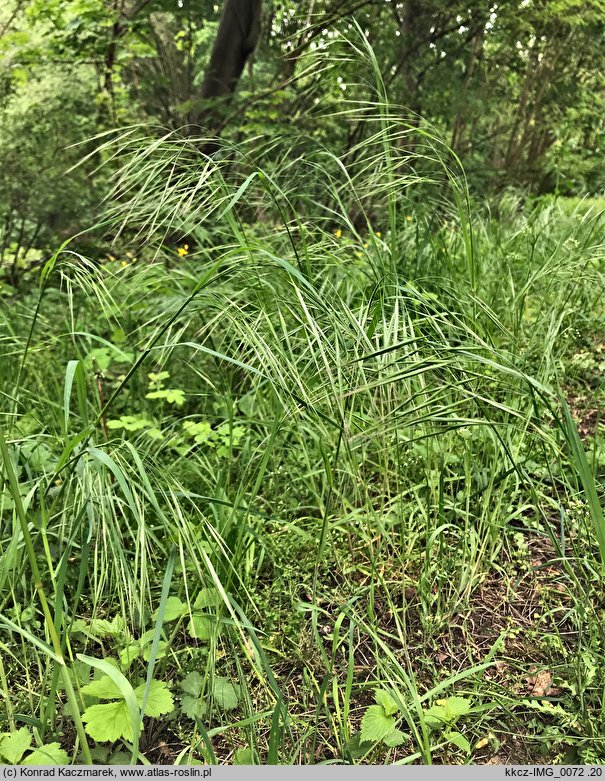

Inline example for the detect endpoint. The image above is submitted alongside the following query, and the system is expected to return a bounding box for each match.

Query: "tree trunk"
[189,0,262,131]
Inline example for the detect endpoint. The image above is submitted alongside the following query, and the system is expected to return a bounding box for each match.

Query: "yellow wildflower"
[177,244,189,257]
[107,254,116,262]
[126,251,134,259]
[406,215,413,222]
[334,229,342,238]
[363,242,369,248]
[120,260,128,268]
[375,231,382,238]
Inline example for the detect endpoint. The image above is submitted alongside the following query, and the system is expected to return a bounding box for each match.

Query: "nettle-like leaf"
[233,747,258,765]
[383,728,406,747]
[424,697,471,730]
[360,705,396,744]
[21,743,69,765]
[0,727,32,763]
[345,733,374,759]
[375,689,399,717]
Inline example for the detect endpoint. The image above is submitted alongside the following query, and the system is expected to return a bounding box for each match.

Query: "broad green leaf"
[119,643,142,668]
[188,615,214,640]
[149,371,170,385]
[108,751,132,765]
[0,727,32,763]
[183,421,213,444]
[142,640,167,662]
[181,694,206,720]
[107,416,152,432]
[82,701,141,743]
[134,631,167,661]
[212,677,239,711]
[155,596,185,622]
[193,588,221,609]
[424,704,448,729]
[445,730,471,754]
[81,675,123,700]
[233,747,258,764]
[146,389,185,406]
[88,747,110,763]
[86,347,112,372]
[22,743,68,765]
[375,689,399,716]
[87,618,115,637]
[180,672,203,697]
[383,728,406,747]
[425,697,471,729]
[344,733,374,759]
[77,653,141,753]
[134,680,174,718]
[360,705,396,744]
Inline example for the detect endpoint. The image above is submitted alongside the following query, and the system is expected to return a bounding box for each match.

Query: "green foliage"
[0,8,604,763]
[81,678,174,743]
[178,671,240,721]
[0,728,68,765]
[145,372,186,406]
[354,692,472,759]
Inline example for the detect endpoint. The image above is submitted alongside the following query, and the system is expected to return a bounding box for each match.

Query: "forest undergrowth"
[0,105,604,765]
